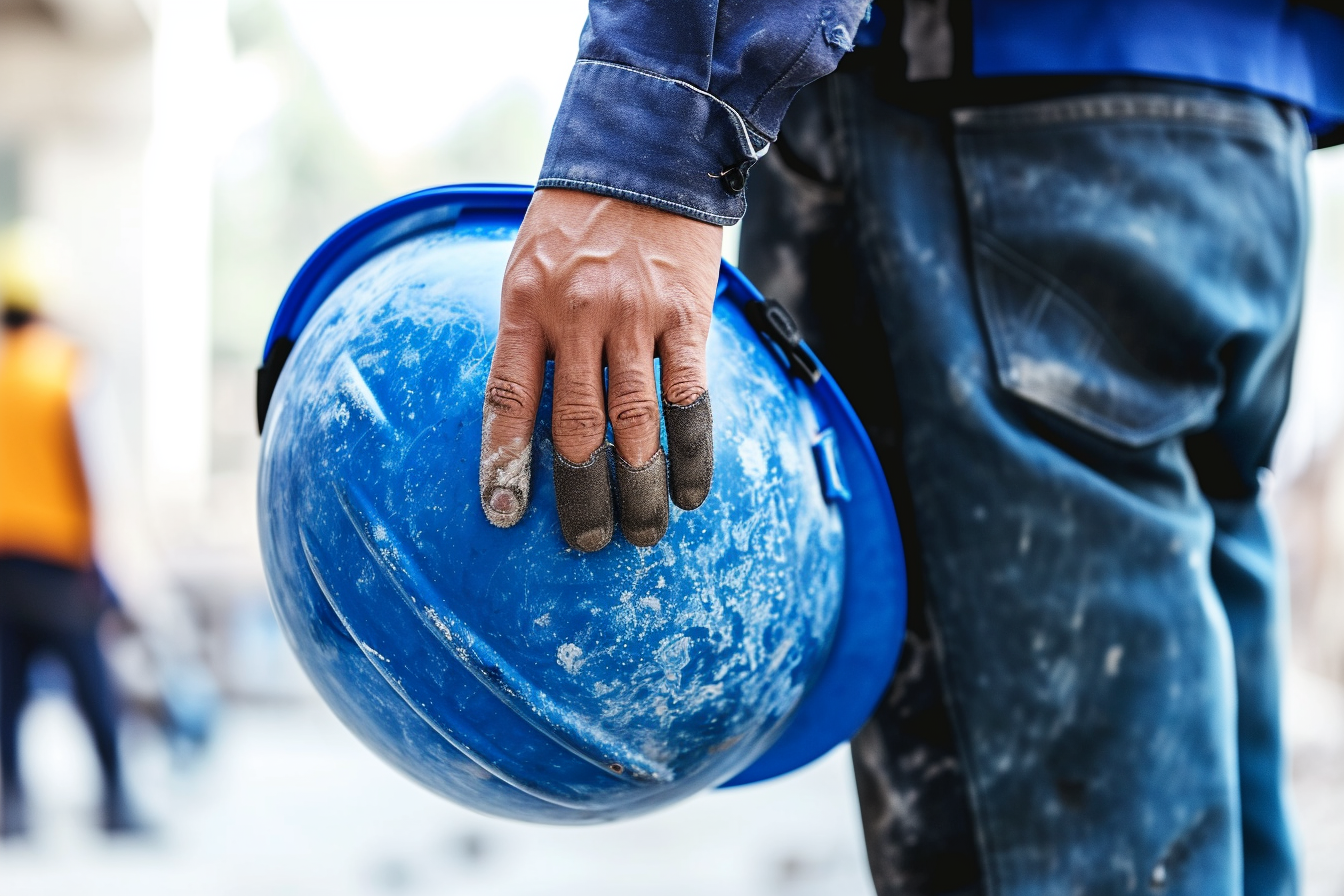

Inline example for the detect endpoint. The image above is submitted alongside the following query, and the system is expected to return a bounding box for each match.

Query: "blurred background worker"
[0,222,139,838]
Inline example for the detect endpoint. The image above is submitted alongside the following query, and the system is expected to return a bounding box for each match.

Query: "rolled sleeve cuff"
[537,60,768,226]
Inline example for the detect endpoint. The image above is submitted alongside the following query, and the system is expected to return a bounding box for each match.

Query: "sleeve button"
[720,160,750,195]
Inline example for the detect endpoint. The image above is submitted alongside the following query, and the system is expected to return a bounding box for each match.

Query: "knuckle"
[563,270,614,315]
[662,377,707,407]
[605,365,658,437]
[613,283,646,322]
[484,376,535,418]
[657,316,708,407]
[494,319,543,352]
[551,401,607,445]
[660,285,712,333]
[659,356,707,407]
[607,395,659,436]
[565,292,596,316]
[502,267,545,308]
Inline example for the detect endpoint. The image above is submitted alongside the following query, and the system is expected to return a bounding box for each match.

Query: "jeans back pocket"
[952,90,1303,449]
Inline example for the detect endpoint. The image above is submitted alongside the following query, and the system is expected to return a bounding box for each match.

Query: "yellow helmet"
[0,220,60,314]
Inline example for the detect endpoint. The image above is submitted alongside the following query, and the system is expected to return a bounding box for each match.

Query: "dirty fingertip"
[663,392,713,510]
[615,449,669,547]
[479,437,532,528]
[481,481,529,528]
[553,444,615,552]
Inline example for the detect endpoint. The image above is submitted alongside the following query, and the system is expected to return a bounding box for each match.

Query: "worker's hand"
[479,188,720,552]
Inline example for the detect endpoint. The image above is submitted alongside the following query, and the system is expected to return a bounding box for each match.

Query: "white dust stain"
[424,607,454,642]
[736,437,768,480]
[337,354,388,426]
[655,634,692,682]
[1104,645,1124,677]
[533,613,551,627]
[327,402,351,427]
[360,643,389,664]
[557,643,586,674]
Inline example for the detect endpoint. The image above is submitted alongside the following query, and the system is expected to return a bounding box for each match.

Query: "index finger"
[480,320,546,528]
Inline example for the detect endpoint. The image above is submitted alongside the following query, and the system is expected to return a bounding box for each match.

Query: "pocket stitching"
[972,235,1217,447]
[952,93,1283,144]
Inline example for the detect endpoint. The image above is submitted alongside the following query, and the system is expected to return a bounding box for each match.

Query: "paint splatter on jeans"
[741,71,1308,896]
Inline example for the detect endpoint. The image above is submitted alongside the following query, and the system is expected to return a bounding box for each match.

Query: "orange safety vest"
[0,324,93,569]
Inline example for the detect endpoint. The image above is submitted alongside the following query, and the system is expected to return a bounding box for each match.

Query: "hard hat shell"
[257,185,905,822]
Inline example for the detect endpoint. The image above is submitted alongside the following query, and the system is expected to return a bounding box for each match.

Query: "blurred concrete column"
[141,0,228,526]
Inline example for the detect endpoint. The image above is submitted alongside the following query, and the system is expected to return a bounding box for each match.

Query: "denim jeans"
[741,73,1308,895]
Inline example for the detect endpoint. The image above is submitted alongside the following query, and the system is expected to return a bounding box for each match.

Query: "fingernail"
[553,444,614,552]
[480,440,532,528]
[490,488,518,515]
[615,449,668,547]
[663,392,713,510]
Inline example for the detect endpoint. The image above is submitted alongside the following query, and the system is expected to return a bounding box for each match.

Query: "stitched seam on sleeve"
[574,59,770,158]
[535,178,741,225]
[749,26,820,120]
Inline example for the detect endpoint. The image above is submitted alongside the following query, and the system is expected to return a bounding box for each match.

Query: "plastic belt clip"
[811,429,852,503]
[745,298,822,385]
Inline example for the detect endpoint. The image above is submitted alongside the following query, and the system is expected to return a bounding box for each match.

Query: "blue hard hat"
[256,184,906,822]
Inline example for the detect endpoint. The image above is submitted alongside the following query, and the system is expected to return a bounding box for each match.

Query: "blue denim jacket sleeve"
[537,2,872,226]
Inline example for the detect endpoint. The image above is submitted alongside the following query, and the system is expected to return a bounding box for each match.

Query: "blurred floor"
[0,686,875,896]
[1288,665,1344,896]
[1,663,1341,894]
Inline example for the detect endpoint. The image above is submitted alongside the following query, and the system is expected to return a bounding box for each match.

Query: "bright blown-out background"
[0,2,1342,894]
